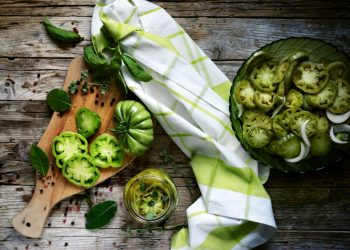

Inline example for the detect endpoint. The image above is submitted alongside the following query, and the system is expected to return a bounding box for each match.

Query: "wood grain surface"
[0,0,350,249]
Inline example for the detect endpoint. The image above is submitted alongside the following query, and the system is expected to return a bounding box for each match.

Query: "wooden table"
[1,1,349,249]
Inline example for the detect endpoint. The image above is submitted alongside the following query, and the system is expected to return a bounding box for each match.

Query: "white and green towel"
[91,0,276,249]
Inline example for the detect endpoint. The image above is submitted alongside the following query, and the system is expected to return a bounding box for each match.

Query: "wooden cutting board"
[12,57,135,238]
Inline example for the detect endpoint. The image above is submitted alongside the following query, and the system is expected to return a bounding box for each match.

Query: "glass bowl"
[229,37,350,172]
[123,168,178,224]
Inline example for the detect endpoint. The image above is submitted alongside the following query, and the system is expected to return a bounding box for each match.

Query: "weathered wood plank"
[0,17,349,60]
[258,231,350,249]
[1,1,349,18]
[1,228,349,250]
[0,185,197,229]
[0,62,239,100]
[1,185,350,231]
[0,227,176,250]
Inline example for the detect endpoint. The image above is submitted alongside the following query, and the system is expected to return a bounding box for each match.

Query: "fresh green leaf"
[84,46,108,69]
[162,195,169,203]
[100,83,109,95]
[122,54,152,82]
[46,88,72,112]
[140,181,146,192]
[43,18,83,44]
[85,200,117,229]
[68,80,78,94]
[82,83,89,95]
[146,210,156,220]
[151,190,159,201]
[30,144,49,176]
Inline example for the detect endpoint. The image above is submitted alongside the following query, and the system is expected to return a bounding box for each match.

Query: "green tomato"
[313,111,330,134]
[90,133,124,168]
[289,111,317,137]
[52,131,88,169]
[327,61,347,80]
[250,61,278,93]
[279,108,302,131]
[272,114,289,137]
[114,100,154,156]
[244,50,273,75]
[293,61,329,94]
[62,154,100,188]
[274,57,289,83]
[233,80,256,109]
[285,89,304,109]
[276,134,302,159]
[243,126,272,148]
[327,78,350,114]
[304,81,337,109]
[76,108,101,139]
[310,133,332,157]
[241,110,272,129]
[254,90,275,112]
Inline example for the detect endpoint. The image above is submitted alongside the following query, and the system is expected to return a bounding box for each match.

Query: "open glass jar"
[123,168,178,224]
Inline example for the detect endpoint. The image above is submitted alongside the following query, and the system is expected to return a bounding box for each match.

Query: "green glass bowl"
[229,37,350,172]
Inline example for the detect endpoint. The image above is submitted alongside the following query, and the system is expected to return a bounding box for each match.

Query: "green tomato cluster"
[234,50,350,160]
[52,101,154,188]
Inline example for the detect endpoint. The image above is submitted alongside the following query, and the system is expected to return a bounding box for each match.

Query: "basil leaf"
[85,200,117,229]
[122,54,152,82]
[43,18,83,44]
[46,88,72,112]
[30,145,49,176]
[84,45,109,69]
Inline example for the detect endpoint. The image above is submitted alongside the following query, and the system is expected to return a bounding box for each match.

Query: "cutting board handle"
[12,186,53,238]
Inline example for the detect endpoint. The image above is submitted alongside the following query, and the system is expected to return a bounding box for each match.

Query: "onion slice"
[300,120,311,146]
[237,103,244,118]
[329,123,350,144]
[271,96,286,118]
[326,110,350,124]
[285,142,309,163]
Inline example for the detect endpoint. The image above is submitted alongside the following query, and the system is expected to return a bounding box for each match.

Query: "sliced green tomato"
[304,80,337,109]
[76,108,101,139]
[52,131,88,168]
[289,111,317,137]
[243,126,272,148]
[272,114,288,137]
[90,133,124,168]
[241,110,271,128]
[233,80,256,109]
[62,154,100,188]
[327,78,350,114]
[285,89,304,109]
[327,61,347,80]
[250,61,278,93]
[276,134,302,159]
[254,90,275,112]
[293,61,329,93]
[114,100,154,156]
[264,139,279,155]
[281,51,309,93]
[310,133,332,156]
[314,111,331,133]
[244,50,273,75]
[279,108,298,130]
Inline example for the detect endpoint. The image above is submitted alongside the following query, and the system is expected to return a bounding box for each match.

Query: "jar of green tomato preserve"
[124,168,178,224]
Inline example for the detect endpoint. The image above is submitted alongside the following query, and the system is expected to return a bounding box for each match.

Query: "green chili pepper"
[112,100,154,156]
[43,18,84,43]
[62,154,100,188]
[90,133,125,168]
[52,131,88,169]
[122,54,152,82]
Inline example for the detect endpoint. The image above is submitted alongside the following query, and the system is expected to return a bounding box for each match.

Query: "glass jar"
[123,168,178,224]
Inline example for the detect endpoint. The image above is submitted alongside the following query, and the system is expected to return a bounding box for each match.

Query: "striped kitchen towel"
[91,0,276,249]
